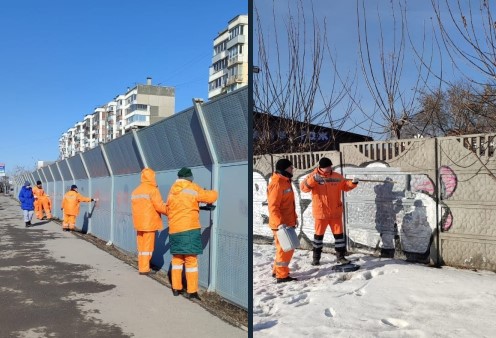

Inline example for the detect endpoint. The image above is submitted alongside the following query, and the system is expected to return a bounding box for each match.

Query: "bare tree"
[430,0,496,118]
[356,0,438,140]
[253,0,356,155]
[402,81,496,137]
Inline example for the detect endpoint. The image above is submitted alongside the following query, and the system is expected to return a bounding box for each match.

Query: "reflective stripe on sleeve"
[138,251,153,256]
[131,194,150,200]
[181,189,198,196]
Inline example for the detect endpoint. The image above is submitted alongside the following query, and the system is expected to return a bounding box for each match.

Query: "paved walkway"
[0,195,246,337]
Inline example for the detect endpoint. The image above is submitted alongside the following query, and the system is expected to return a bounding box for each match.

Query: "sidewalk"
[0,195,246,337]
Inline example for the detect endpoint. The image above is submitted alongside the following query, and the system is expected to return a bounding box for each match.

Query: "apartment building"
[59,78,174,160]
[208,14,248,99]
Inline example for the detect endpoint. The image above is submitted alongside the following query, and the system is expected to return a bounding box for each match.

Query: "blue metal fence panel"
[58,161,73,181]
[214,163,248,308]
[112,174,142,253]
[89,177,112,240]
[49,163,61,181]
[82,147,110,178]
[201,87,248,164]
[52,181,64,219]
[41,167,53,182]
[103,133,144,175]
[67,155,88,179]
[138,109,212,171]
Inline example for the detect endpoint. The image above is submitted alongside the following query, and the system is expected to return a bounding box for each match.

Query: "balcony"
[226,75,245,86]
[227,55,244,67]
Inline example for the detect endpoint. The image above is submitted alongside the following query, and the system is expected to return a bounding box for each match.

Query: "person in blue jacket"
[19,181,35,227]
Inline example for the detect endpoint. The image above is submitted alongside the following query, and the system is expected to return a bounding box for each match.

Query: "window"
[229,25,244,40]
[126,114,147,124]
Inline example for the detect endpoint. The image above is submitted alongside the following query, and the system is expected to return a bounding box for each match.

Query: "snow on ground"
[253,243,496,337]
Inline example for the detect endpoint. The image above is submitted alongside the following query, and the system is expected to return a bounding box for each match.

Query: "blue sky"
[254,0,489,138]
[0,0,247,173]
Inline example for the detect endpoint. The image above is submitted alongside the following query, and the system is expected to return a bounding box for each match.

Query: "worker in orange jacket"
[166,167,218,300]
[268,158,298,283]
[32,180,52,220]
[300,157,358,265]
[131,168,169,275]
[61,184,95,232]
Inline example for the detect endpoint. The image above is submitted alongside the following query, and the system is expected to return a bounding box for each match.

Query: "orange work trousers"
[63,214,76,230]
[272,230,295,279]
[137,231,155,273]
[315,218,343,236]
[171,254,199,293]
[36,196,52,219]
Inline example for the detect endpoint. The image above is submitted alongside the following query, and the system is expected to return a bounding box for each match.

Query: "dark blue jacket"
[19,186,35,210]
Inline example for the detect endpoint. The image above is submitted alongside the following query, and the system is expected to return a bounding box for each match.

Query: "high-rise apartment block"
[208,14,248,99]
[59,78,174,160]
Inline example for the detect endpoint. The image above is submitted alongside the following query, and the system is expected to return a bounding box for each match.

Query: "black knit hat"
[71,184,78,190]
[319,157,333,168]
[36,180,42,185]
[275,158,293,171]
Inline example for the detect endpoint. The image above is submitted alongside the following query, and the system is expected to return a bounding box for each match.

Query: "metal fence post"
[193,98,220,292]
[100,144,115,244]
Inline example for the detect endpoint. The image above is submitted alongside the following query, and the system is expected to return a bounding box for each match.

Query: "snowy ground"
[253,243,496,337]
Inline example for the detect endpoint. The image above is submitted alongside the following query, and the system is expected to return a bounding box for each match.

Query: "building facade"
[59,78,174,159]
[208,14,248,99]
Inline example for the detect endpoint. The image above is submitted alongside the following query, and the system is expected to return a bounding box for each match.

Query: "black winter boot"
[336,251,350,265]
[25,222,30,227]
[311,234,324,265]
[276,276,297,283]
[312,248,322,266]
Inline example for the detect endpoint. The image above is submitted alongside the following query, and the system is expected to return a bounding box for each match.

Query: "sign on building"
[0,163,5,177]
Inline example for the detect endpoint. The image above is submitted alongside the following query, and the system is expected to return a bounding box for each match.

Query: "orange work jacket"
[32,186,45,199]
[300,167,357,219]
[131,168,168,232]
[61,190,91,216]
[267,172,297,230]
[166,179,218,235]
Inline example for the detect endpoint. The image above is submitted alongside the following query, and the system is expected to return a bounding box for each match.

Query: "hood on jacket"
[170,179,191,195]
[141,168,157,186]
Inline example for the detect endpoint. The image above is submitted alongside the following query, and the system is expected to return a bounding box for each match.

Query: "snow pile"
[253,244,496,337]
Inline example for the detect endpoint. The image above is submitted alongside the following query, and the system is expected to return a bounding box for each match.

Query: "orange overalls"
[61,190,91,231]
[300,168,357,262]
[268,172,297,279]
[166,179,218,294]
[32,185,52,219]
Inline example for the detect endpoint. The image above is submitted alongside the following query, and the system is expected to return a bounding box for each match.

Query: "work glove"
[352,177,359,184]
[314,173,324,185]
[200,203,216,211]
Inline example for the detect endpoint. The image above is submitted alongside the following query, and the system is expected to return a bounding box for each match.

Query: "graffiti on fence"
[253,162,458,256]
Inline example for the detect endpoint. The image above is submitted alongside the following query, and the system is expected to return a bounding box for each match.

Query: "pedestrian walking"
[18,181,35,227]
[61,184,96,232]
[166,167,218,299]
[300,157,358,265]
[267,158,299,283]
[131,168,169,275]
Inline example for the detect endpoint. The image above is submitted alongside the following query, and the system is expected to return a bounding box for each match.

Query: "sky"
[253,243,496,337]
[253,0,490,138]
[0,0,247,173]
